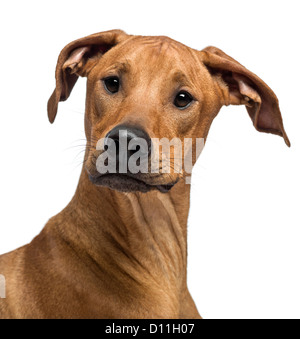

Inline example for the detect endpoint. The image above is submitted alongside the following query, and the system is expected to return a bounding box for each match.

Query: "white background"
[0,0,299,319]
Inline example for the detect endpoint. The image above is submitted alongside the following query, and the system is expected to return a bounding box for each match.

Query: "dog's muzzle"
[88,124,177,193]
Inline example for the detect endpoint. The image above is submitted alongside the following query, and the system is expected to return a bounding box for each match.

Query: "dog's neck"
[58,169,191,295]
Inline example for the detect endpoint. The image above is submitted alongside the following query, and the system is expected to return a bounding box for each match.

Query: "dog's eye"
[103,76,120,94]
[174,91,193,109]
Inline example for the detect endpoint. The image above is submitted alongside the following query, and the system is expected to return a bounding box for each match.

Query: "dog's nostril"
[114,139,120,154]
[129,144,140,153]
[104,131,120,155]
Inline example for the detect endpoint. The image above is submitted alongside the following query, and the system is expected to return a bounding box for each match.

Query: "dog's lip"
[88,173,178,193]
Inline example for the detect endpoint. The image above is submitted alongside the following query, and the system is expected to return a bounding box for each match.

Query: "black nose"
[104,125,151,171]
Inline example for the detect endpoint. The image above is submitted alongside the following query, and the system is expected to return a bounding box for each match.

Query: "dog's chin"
[88,173,177,193]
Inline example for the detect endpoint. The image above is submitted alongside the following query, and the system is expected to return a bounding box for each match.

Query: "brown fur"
[0,30,289,319]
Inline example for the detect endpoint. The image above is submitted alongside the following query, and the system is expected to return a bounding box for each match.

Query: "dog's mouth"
[88,173,178,193]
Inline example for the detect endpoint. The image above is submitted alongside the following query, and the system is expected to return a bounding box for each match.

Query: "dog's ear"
[47,30,128,123]
[201,47,290,147]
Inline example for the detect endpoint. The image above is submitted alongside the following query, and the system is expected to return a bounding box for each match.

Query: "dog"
[0,29,289,319]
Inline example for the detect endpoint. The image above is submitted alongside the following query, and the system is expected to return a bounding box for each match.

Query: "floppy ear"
[201,47,290,147]
[47,29,128,123]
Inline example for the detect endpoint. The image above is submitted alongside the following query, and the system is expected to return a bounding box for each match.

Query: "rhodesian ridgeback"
[0,30,290,319]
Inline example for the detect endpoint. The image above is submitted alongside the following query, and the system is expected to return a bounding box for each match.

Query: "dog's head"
[48,30,290,193]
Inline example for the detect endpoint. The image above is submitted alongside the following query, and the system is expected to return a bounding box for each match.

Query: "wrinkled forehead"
[98,35,202,81]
